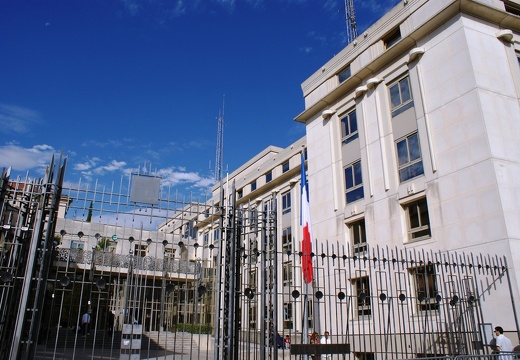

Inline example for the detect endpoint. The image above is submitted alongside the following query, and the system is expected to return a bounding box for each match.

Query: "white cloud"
[0,104,42,135]
[92,160,127,175]
[0,144,56,171]
[156,167,215,190]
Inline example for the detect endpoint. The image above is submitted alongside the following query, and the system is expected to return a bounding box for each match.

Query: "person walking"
[494,326,513,360]
[81,311,91,336]
[320,331,332,359]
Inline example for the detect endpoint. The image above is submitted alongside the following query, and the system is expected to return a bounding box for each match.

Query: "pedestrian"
[494,326,513,360]
[107,310,115,334]
[310,332,320,360]
[320,331,331,359]
[81,311,91,336]
[284,334,291,349]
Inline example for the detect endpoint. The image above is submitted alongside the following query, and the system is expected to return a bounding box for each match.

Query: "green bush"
[175,323,213,334]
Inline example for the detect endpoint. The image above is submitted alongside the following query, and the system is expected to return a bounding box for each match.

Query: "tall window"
[282,192,291,214]
[213,228,220,241]
[283,302,293,329]
[404,198,431,240]
[349,219,367,255]
[411,265,439,311]
[265,171,272,183]
[396,132,424,182]
[134,244,147,257]
[282,227,292,253]
[341,109,358,144]
[338,65,351,83]
[283,261,293,287]
[389,76,413,116]
[355,276,371,316]
[282,160,290,173]
[251,180,257,192]
[345,161,364,203]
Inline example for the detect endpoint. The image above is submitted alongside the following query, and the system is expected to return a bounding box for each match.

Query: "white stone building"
[294,0,520,341]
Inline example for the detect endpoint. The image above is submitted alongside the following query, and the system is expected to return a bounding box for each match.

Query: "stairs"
[34,328,200,359]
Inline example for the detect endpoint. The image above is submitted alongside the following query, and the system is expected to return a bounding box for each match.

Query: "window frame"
[265,171,272,183]
[282,160,290,173]
[283,261,293,287]
[353,275,371,317]
[340,108,359,144]
[404,197,431,241]
[71,240,84,249]
[282,191,291,214]
[282,227,292,254]
[396,132,424,183]
[384,27,402,49]
[134,244,147,257]
[410,265,439,311]
[344,160,364,204]
[338,65,352,83]
[349,218,367,255]
[389,75,413,116]
[283,302,293,329]
[251,180,257,192]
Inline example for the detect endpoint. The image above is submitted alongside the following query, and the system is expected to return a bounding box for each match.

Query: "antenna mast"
[214,96,225,182]
[345,0,358,44]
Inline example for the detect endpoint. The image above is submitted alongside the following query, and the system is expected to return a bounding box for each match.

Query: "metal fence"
[1,163,519,360]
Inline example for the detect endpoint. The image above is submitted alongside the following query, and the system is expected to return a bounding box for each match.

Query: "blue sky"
[1,0,400,199]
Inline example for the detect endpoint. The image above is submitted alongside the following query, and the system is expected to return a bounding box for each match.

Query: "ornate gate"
[0,161,518,359]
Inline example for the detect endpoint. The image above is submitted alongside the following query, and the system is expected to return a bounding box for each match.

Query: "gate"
[0,161,518,359]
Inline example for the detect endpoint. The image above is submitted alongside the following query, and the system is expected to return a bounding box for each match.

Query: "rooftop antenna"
[345,0,358,44]
[214,96,225,182]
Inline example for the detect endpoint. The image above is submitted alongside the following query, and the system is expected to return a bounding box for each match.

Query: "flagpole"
[300,150,312,360]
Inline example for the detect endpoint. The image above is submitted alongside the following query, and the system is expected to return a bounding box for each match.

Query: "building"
[293,0,520,350]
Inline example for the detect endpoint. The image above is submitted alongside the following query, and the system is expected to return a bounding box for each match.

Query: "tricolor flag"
[300,152,313,284]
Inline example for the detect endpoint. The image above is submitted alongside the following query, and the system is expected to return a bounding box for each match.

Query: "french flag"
[300,152,313,284]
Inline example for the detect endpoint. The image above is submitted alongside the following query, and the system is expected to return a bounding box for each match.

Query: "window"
[341,109,358,144]
[71,240,84,249]
[249,208,258,230]
[164,247,175,259]
[344,161,364,203]
[505,1,520,16]
[251,180,257,192]
[282,160,290,173]
[250,269,257,288]
[282,192,291,214]
[404,197,431,240]
[338,65,351,83]
[213,228,220,241]
[283,302,293,329]
[282,227,292,253]
[237,189,243,199]
[354,276,371,316]
[389,76,413,116]
[384,27,401,49]
[134,244,147,257]
[411,265,439,311]
[396,132,424,182]
[249,303,257,329]
[349,219,367,255]
[203,233,209,244]
[265,171,272,183]
[283,261,293,287]
[249,239,259,263]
